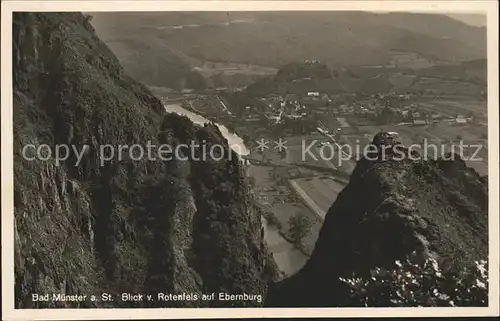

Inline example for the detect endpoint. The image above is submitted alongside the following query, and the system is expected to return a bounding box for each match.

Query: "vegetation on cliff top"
[268,133,488,307]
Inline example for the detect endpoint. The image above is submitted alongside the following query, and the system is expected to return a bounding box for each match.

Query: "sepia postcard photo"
[1,0,499,319]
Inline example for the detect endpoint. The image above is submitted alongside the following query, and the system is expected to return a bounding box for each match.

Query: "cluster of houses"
[332,93,474,127]
[239,91,398,128]
[412,113,472,126]
[381,103,474,126]
[238,88,474,135]
[237,93,326,134]
[260,92,332,122]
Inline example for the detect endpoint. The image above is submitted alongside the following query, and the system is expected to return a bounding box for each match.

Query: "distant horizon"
[444,13,487,27]
[371,11,486,27]
[88,11,487,27]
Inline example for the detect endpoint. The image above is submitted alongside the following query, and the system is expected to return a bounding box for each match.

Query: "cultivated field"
[247,165,312,274]
[285,135,357,175]
[411,78,485,96]
[357,122,488,175]
[286,136,335,168]
[193,62,278,77]
[261,218,307,277]
[389,74,418,88]
[388,52,435,69]
[418,98,487,119]
[290,176,345,220]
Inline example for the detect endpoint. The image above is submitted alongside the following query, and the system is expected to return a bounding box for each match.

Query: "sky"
[371,11,487,27]
[444,13,487,27]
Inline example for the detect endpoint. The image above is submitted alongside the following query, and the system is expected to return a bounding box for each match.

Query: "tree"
[247,176,256,188]
[377,107,403,125]
[287,213,312,246]
[278,148,287,160]
[82,14,94,31]
[339,251,488,307]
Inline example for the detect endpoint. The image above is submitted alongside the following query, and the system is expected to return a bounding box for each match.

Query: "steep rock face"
[13,12,488,309]
[268,132,488,306]
[13,12,277,308]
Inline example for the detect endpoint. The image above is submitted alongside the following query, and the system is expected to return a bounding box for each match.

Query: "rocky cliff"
[268,132,488,306]
[13,12,277,308]
[13,12,488,309]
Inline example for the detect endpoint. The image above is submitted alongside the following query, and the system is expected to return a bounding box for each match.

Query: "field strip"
[337,117,351,128]
[289,180,327,219]
[302,180,331,212]
[322,178,345,195]
[313,179,338,204]
[314,146,337,170]
[433,100,486,113]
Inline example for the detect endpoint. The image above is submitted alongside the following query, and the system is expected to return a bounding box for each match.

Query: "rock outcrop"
[13,12,277,308]
[13,12,488,309]
[268,132,488,306]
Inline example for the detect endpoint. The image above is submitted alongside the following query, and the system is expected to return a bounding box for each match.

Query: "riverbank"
[162,101,312,277]
[164,103,250,156]
[170,101,331,256]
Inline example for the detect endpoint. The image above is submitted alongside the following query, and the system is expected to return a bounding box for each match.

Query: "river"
[164,103,250,156]
[164,103,308,277]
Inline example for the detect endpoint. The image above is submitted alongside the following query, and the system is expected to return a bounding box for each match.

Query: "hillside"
[267,133,488,306]
[12,13,488,309]
[246,62,395,96]
[13,12,277,308]
[93,32,207,91]
[90,11,486,75]
[415,58,487,83]
[246,59,486,96]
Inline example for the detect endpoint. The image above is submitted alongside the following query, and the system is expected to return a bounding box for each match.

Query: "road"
[242,156,350,179]
[289,180,327,219]
[289,176,345,220]
[317,128,352,159]
[217,96,232,115]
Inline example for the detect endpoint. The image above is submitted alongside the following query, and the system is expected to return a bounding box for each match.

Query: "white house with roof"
[455,116,467,124]
[284,94,300,104]
[413,119,428,126]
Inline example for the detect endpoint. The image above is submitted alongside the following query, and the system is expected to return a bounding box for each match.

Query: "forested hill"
[91,11,486,69]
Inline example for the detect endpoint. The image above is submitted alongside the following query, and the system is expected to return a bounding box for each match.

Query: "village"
[152,75,488,278]
[159,85,478,134]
